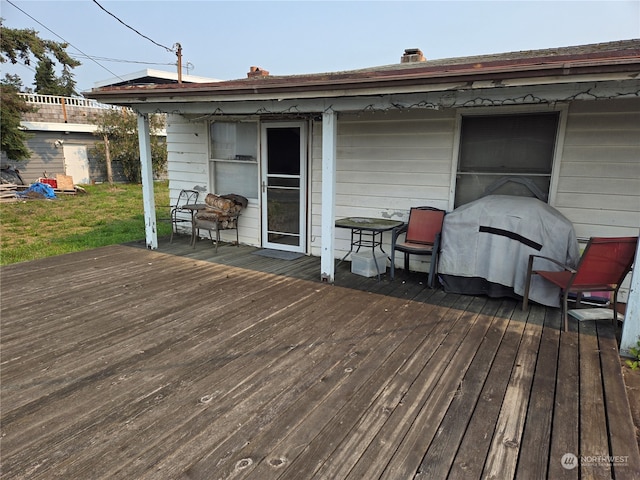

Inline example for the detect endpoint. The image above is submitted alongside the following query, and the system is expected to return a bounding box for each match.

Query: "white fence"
[18,93,128,111]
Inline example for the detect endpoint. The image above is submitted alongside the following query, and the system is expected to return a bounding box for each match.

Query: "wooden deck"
[1,236,639,479]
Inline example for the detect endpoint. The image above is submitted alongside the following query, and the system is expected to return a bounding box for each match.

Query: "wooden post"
[620,232,640,357]
[320,109,337,283]
[60,97,68,123]
[137,112,158,250]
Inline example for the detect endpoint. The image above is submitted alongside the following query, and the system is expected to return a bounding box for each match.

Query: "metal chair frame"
[522,236,637,331]
[169,189,200,243]
[390,206,446,288]
[192,214,240,253]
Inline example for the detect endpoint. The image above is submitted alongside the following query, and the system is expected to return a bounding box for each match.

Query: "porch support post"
[137,112,158,250]
[320,109,337,283]
[620,232,640,357]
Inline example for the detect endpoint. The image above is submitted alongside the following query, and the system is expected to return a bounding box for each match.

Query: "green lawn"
[0,181,171,265]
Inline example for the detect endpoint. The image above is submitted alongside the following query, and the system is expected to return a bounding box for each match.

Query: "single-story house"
[87,40,640,349]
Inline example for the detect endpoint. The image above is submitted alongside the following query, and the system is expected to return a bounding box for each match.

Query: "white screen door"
[261,122,306,252]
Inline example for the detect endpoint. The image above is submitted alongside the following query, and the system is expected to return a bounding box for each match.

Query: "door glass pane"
[267,177,299,188]
[265,127,301,247]
[267,187,300,235]
[267,128,300,175]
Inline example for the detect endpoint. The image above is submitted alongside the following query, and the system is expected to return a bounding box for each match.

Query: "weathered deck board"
[548,320,581,480]
[580,320,613,480]
[482,304,544,479]
[414,300,513,479]
[514,307,561,479]
[1,239,638,480]
[597,321,640,480]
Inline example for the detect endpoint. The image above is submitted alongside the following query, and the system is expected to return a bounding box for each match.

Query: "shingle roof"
[87,39,640,100]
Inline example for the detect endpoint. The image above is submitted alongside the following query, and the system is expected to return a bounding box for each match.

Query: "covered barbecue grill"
[438,195,580,307]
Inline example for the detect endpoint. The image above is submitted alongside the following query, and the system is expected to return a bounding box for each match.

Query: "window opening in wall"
[210,122,258,199]
[455,112,559,207]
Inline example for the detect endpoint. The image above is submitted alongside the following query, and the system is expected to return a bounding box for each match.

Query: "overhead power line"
[91,0,175,53]
[5,0,124,82]
[71,53,176,67]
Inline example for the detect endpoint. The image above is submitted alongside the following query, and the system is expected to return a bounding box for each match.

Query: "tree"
[1,19,80,160]
[1,20,80,72]
[58,65,77,97]
[34,59,77,96]
[33,58,59,94]
[90,109,167,183]
[0,74,33,161]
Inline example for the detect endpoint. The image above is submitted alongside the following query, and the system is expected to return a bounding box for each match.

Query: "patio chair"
[522,236,637,332]
[192,193,247,252]
[390,206,446,288]
[170,189,200,243]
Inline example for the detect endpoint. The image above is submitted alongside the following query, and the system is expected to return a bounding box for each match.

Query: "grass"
[0,181,171,266]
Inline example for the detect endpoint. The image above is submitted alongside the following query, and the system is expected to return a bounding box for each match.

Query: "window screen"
[455,112,559,207]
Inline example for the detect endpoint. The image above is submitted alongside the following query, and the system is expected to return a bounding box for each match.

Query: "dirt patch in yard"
[622,360,640,451]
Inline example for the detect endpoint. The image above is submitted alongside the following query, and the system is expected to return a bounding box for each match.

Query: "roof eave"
[86,60,640,105]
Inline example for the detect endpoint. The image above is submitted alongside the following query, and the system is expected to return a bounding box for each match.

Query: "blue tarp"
[16,182,57,199]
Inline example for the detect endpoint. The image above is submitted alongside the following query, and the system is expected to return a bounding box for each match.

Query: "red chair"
[390,206,446,288]
[522,236,637,331]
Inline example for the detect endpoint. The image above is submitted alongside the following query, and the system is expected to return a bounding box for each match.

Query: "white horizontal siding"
[166,116,208,196]
[310,110,455,267]
[165,100,638,280]
[166,115,261,247]
[555,99,640,239]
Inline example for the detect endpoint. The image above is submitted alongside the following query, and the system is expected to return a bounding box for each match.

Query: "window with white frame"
[210,121,259,199]
[455,112,559,207]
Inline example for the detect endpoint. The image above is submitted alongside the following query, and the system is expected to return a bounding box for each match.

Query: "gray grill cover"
[438,195,580,307]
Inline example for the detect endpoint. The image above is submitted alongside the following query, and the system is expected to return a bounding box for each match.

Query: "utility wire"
[5,0,124,82]
[91,0,175,53]
[71,53,176,67]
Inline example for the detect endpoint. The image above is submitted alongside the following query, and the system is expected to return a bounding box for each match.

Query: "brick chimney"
[401,48,426,63]
[247,66,269,78]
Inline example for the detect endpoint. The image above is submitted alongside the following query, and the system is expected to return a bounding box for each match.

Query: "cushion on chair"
[196,193,247,229]
[394,241,435,254]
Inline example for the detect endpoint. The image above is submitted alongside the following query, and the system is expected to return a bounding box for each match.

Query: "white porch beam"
[137,113,158,250]
[620,232,640,357]
[320,109,337,283]
[99,79,640,116]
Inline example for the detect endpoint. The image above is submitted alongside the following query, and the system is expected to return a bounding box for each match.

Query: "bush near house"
[0,181,170,265]
[90,110,167,183]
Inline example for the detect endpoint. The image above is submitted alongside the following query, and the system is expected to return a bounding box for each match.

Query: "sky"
[2,0,639,94]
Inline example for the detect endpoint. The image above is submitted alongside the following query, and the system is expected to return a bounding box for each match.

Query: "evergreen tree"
[34,59,77,96]
[34,58,59,94]
[0,74,34,161]
[0,19,81,160]
[58,65,77,97]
